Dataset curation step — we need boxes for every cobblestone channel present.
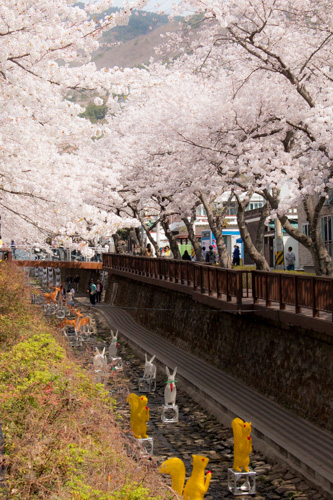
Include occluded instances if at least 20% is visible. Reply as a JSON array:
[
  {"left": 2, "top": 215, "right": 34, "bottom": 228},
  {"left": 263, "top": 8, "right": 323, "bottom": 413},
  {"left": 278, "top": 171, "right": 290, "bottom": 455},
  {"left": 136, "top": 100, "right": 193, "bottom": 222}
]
[{"left": 71, "top": 307, "right": 330, "bottom": 500}]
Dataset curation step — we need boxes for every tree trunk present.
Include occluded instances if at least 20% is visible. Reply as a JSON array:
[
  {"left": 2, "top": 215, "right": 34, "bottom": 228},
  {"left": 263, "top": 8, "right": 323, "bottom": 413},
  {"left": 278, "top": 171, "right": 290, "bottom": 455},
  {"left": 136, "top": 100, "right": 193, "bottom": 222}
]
[
  {"left": 182, "top": 214, "right": 203, "bottom": 261},
  {"left": 135, "top": 213, "right": 160, "bottom": 257},
  {"left": 200, "top": 194, "right": 232, "bottom": 268},
  {"left": 129, "top": 228, "right": 139, "bottom": 247},
  {"left": 161, "top": 216, "right": 181, "bottom": 259},
  {"left": 236, "top": 198, "right": 270, "bottom": 271},
  {"left": 142, "top": 222, "right": 160, "bottom": 257},
  {"left": 135, "top": 227, "right": 144, "bottom": 253},
  {"left": 112, "top": 233, "right": 125, "bottom": 254}
]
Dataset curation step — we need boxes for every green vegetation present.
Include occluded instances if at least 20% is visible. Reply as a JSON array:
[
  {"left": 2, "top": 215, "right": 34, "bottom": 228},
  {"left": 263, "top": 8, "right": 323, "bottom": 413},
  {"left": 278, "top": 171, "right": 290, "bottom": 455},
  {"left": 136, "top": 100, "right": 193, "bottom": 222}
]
[
  {"left": 0, "top": 264, "right": 167, "bottom": 499},
  {"left": 79, "top": 101, "right": 108, "bottom": 123}
]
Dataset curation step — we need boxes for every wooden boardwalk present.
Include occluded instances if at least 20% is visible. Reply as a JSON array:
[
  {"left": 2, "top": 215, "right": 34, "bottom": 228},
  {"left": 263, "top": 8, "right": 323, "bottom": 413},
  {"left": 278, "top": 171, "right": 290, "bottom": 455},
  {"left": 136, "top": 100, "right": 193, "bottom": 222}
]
[{"left": 97, "top": 302, "right": 333, "bottom": 494}]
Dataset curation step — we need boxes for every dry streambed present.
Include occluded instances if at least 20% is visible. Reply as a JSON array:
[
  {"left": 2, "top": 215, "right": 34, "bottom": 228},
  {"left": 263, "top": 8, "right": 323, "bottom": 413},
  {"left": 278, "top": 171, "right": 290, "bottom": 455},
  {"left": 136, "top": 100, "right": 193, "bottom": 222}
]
[{"left": 71, "top": 308, "right": 330, "bottom": 500}]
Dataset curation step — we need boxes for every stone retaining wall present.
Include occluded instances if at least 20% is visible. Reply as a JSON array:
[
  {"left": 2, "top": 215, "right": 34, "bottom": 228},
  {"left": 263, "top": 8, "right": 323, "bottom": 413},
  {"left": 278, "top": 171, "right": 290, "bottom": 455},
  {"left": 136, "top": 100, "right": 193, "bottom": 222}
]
[{"left": 106, "top": 275, "right": 333, "bottom": 433}]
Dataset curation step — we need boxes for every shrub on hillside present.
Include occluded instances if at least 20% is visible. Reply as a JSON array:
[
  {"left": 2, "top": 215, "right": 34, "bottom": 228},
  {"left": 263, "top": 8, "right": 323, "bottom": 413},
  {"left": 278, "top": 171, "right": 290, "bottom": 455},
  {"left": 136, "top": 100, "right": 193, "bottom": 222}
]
[{"left": 0, "top": 264, "right": 169, "bottom": 499}]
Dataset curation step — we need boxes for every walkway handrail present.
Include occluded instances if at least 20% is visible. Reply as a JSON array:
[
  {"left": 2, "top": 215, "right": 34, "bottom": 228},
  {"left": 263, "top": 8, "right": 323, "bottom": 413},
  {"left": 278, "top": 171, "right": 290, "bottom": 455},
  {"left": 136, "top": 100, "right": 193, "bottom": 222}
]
[{"left": 102, "top": 253, "right": 333, "bottom": 321}]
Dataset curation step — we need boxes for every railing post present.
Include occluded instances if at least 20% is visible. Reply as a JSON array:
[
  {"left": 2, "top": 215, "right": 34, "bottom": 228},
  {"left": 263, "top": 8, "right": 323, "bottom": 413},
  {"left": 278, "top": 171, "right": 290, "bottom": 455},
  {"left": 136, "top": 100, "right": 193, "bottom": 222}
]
[
  {"left": 200, "top": 266, "right": 205, "bottom": 294},
  {"left": 252, "top": 271, "right": 257, "bottom": 304},
  {"left": 279, "top": 274, "right": 285, "bottom": 310},
  {"left": 226, "top": 270, "right": 231, "bottom": 302},
  {"left": 331, "top": 279, "right": 333, "bottom": 322},
  {"left": 237, "top": 271, "right": 242, "bottom": 307},
  {"left": 295, "top": 275, "right": 301, "bottom": 314},
  {"left": 265, "top": 273, "right": 272, "bottom": 307},
  {"left": 312, "top": 277, "right": 319, "bottom": 317},
  {"left": 167, "top": 260, "right": 171, "bottom": 281},
  {"left": 193, "top": 265, "right": 198, "bottom": 291},
  {"left": 216, "top": 268, "right": 222, "bottom": 299},
  {"left": 208, "top": 268, "right": 213, "bottom": 296}
]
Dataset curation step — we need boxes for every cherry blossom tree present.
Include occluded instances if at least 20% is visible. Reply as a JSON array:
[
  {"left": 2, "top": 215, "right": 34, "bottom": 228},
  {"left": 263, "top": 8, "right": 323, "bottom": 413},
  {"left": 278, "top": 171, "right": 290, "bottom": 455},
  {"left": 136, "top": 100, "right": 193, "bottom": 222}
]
[
  {"left": 154, "top": 0, "right": 333, "bottom": 274},
  {"left": 0, "top": 0, "right": 149, "bottom": 248}
]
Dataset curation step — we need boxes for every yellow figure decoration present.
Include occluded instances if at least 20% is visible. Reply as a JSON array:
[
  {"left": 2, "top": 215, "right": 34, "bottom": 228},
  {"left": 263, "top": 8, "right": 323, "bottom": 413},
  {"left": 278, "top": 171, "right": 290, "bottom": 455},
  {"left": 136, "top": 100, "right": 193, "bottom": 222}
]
[
  {"left": 232, "top": 417, "right": 252, "bottom": 472},
  {"left": 159, "top": 454, "right": 211, "bottom": 500},
  {"left": 126, "top": 393, "right": 149, "bottom": 439}
]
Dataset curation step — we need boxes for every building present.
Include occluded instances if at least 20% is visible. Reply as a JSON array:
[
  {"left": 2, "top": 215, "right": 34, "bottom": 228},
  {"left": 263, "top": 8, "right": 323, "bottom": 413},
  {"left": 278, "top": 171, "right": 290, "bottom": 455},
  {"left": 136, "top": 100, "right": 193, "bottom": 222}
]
[{"left": 298, "top": 193, "right": 333, "bottom": 273}]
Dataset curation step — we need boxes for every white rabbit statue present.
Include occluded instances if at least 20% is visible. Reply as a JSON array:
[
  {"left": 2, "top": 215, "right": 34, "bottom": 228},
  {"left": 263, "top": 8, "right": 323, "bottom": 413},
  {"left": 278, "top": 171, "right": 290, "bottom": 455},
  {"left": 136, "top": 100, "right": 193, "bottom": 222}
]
[
  {"left": 109, "top": 330, "right": 119, "bottom": 359},
  {"left": 143, "top": 354, "right": 156, "bottom": 379},
  {"left": 164, "top": 366, "right": 177, "bottom": 407},
  {"left": 93, "top": 347, "right": 107, "bottom": 372}
]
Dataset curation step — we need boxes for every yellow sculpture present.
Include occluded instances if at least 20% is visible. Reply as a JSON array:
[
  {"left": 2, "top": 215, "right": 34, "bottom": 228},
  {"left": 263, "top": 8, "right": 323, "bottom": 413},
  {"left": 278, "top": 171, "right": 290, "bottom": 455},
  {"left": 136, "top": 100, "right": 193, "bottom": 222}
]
[
  {"left": 126, "top": 393, "right": 149, "bottom": 439},
  {"left": 159, "top": 455, "right": 211, "bottom": 500},
  {"left": 232, "top": 417, "right": 252, "bottom": 472}
]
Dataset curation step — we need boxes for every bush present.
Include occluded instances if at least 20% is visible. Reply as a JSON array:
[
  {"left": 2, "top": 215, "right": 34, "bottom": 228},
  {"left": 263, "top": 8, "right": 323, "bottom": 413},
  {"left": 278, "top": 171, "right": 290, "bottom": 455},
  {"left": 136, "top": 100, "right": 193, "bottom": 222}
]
[{"left": 0, "top": 264, "right": 168, "bottom": 499}]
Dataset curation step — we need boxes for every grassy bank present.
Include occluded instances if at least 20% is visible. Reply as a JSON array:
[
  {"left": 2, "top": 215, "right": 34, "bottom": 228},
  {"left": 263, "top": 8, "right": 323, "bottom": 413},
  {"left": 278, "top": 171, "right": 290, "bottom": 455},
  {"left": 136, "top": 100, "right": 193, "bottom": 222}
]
[{"left": 0, "top": 264, "right": 169, "bottom": 499}]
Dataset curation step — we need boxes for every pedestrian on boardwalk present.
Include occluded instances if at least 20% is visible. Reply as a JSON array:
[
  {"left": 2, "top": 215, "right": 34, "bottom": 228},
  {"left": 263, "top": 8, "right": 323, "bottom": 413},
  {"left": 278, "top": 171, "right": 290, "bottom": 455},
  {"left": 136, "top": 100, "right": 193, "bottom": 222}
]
[
  {"left": 74, "top": 274, "right": 80, "bottom": 292},
  {"left": 66, "top": 274, "right": 73, "bottom": 292},
  {"left": 201, "top": 246, "right": 207, "bottom": 261},
  {"left": 163, "top": 245, "right": 173, "bottom": 258},
  {"left": 11, "top": 240, "right": 16, "bottom": 259},
  {"left": 232, "top": 245, "right": 240, "bottom": 266},
  {"left": 285, "top": 247, "right": 296, "bottom": 271},
  {"left": 182, "top": 250, "right": 191, "bottom": 261},
  {"left": 88, "top": 279, "right": 96, "bottom": 305},
  {"left": 205, "top": 245, "right": 217, "bottom": 265},
  {"left": 144, "top": 243, "right": 154, "bottom": 257},
  {"left": 96, "top": 280, "right": 103, "bottom": 303}
]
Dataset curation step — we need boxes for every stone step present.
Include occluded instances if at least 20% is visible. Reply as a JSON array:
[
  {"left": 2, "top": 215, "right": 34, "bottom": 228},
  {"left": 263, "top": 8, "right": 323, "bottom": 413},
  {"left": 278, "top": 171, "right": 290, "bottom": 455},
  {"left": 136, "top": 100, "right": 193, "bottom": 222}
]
[{"left": 98, "top": 304, "right": 333, "bottom": 495}]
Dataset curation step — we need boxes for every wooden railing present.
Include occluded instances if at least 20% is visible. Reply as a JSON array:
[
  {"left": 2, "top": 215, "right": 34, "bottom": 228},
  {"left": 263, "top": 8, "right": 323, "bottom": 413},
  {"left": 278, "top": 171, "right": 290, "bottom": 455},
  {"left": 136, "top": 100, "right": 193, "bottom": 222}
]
[
  {"left": 252, "top": 271, "right": 333, "bottom": 318},
  {"left": 103, "top": 254, "right": 333, "bottom": 321}
]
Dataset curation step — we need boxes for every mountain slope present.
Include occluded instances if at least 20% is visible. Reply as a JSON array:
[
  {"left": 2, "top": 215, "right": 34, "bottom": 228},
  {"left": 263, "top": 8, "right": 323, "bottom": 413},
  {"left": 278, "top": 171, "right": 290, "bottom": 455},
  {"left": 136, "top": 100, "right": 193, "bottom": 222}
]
[{"left": 94, "top": 20, "right": 182, "bottom": 68}]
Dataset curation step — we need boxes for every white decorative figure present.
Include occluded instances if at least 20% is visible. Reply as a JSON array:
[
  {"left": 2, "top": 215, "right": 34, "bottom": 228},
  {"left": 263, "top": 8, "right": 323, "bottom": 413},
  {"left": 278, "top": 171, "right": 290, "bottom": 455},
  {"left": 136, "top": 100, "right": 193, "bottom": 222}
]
[
  {"left": 93, "top": 347, "right": 108, "bottom": 373},
  {"left": 162, "top": 366, "right": 179, "bottom": 423},
  {"left": 164, "top": 366, "right": 177, "bottom": 407},
  {"left": 108, "top": 330, "right": 119, "bottom": 358},
  {"left": 143, "top": 354, "right": 156, "bottom": 379},
  {"left": 139, "top": 354, "right": 157, "bottom": 392},
  {"left": 109, "top": 330, "right": 122, "bottom": 370}
]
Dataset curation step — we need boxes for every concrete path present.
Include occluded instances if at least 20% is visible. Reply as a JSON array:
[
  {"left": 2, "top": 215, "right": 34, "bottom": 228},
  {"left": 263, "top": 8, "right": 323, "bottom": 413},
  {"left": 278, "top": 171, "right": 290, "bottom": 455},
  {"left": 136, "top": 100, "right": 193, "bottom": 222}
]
[{"left": 93, "top": 302, "right": 333, "bottom": 494}]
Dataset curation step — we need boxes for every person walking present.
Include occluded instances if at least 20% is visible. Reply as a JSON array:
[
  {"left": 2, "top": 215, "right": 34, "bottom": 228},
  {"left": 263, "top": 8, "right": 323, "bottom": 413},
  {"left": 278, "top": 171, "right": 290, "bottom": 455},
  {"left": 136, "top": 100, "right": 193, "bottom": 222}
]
[
  {"left": 144, "top": 243, "right": 153, "bottom": 257},
  {"left": 163, "top": 245, "right": 173, "bottom": 258},
  {"left": 74, "top": 274, "right": 80, "bottom": 292},
  {"left": 205, "top": 245, "right": 217, "bottom": 265},
  {"left": 285, "top": 246, "right": 296, "bottom": 271},
  {"left": 88, "top": 279, "right": 97, "bottom": 305},
  {"left": 95, "top": 280, "right": 103, "bottom": 303},
  {"left": 201, "top": 246, "right": 207, "bottom": 261},
  {"left": 66, "top": 274, "right": 73, "bottom": 292},
  {"left": 10, "top": 240, "right": 16, "bottom": 259},
  {"left": 182, "top": 250, "right": 191, "bottom": 261},
  {"left": 232, "top": 245, "right": 240, "bottom": 266}
]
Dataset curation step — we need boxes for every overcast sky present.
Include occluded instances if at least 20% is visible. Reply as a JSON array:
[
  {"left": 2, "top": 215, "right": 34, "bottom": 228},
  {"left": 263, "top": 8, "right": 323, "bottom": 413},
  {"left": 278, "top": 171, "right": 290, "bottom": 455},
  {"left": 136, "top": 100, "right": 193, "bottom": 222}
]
[{"left": 118, "top": 0, "right": 181, "bottom": 12}]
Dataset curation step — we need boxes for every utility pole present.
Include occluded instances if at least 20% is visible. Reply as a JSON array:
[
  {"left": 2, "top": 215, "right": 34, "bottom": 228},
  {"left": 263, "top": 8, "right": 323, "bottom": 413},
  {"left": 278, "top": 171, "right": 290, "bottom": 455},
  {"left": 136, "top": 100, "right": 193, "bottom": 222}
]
[{"left": 275, "top": 219, "right": 284, "bottom": 269}]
